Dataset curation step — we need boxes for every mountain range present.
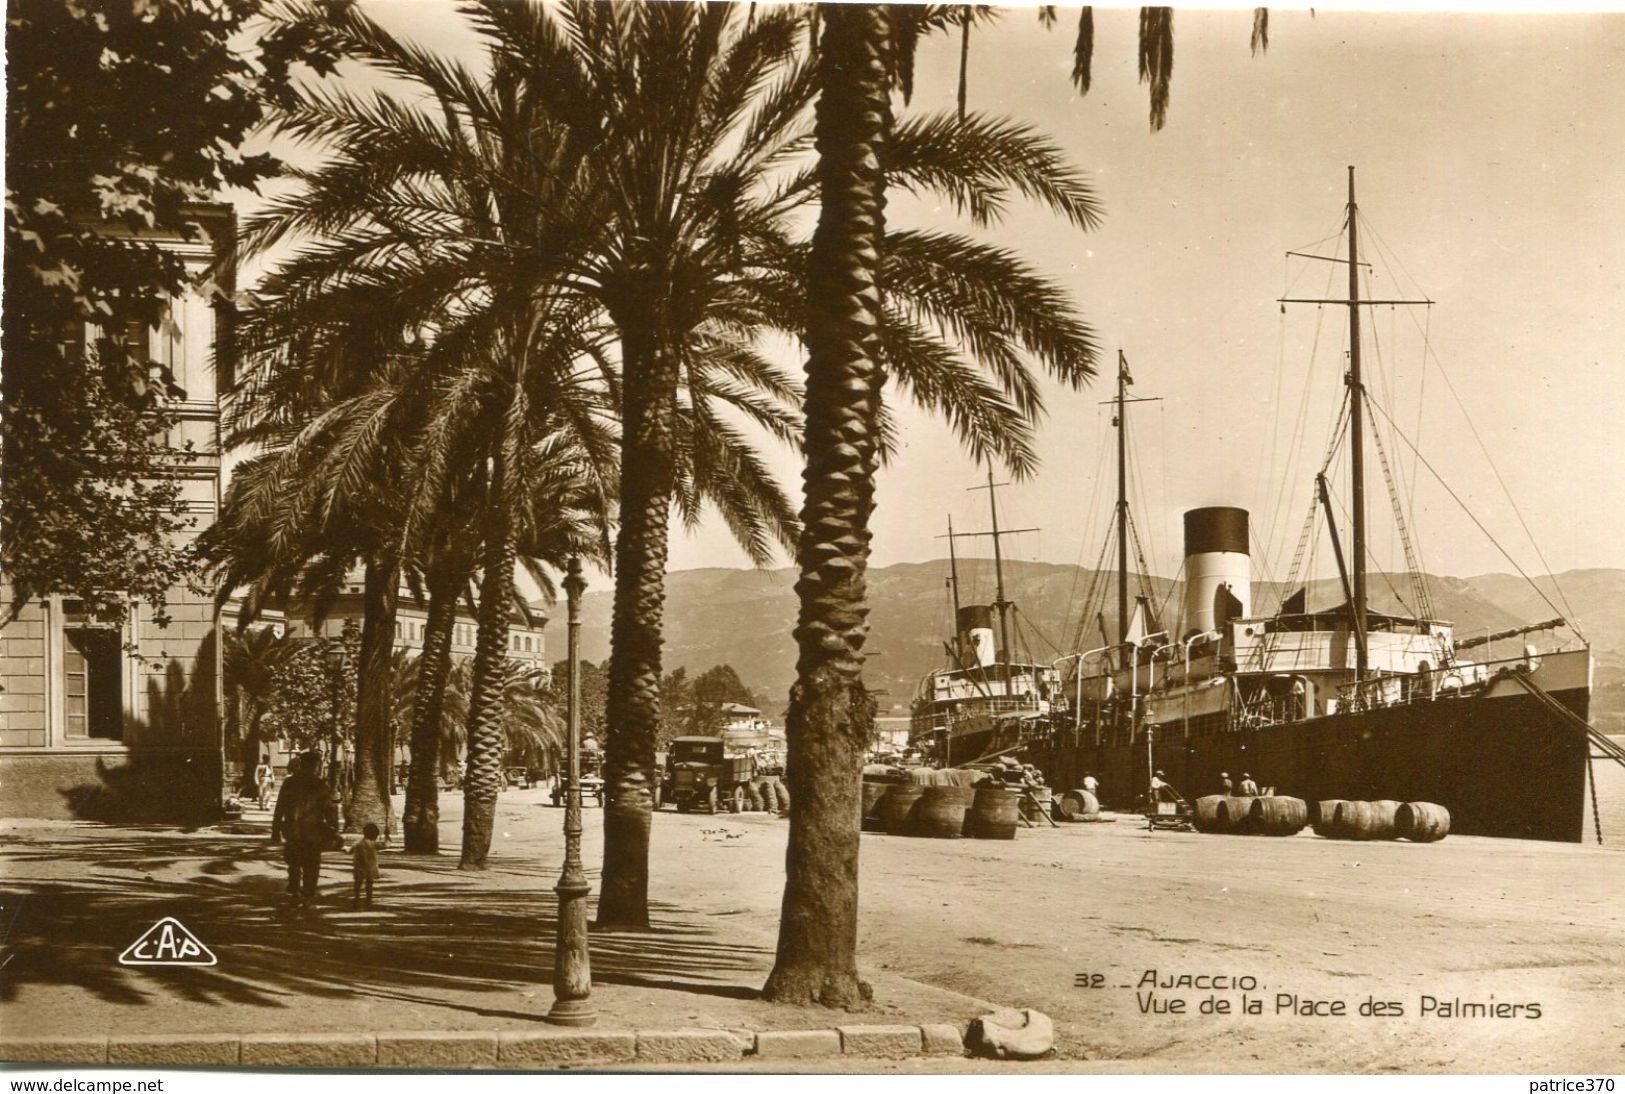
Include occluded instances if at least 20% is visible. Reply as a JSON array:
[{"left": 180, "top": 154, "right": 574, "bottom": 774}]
[{"left": 575, "top": 562, "right": 1625, "bottom": 733}]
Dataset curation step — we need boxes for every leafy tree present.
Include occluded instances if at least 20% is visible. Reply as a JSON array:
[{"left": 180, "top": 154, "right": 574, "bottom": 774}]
[
  {"left": 258, "top": 628, "right": 359, "bottom": 762},
  {"left": 686, "top": 664, "right": 763, "bottom": 736},
  {"left": 656, "top": 668, "right": 692, "bottom": 747},
  {"left": 555, "top": 658, "right": 609, "bottom": 747},
  {"left": 1, "top": 0, "right": 332, "bottom": 623}
]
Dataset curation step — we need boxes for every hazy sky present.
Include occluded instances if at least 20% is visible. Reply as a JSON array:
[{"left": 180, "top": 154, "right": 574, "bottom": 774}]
[
  {"left": 237, "top": 5, "right": 1625, "bottom": 587},
  {"left": 668, "top": 6, "right": 1625, "bottom": 584}
]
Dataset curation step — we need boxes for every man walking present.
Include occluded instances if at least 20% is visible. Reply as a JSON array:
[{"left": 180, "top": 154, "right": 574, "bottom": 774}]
[{"left": 271, "top": 752, "right": 335, "bottom": 907}]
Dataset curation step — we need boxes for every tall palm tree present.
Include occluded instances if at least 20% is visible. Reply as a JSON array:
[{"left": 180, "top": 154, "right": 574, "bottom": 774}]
[
  {"left": 762, "top": 3, "right": 893, "bottom": 1008},
  {"left": 765, "top": 6, "right": 1133, "bottom": 1004}
]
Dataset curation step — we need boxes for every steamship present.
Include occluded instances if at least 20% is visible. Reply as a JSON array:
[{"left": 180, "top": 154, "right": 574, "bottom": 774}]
[{"left": 910, "top": 170, "right": 1599, "bottom": 842}]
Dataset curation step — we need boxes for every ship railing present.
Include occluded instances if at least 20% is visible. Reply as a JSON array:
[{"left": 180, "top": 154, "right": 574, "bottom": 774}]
[
  {"left": 910, "top": 696, "right": 1041, "bottom": 735},
  {"left": 1329, "top": 651, "right": 1562, "bottom": 714},
  {"left": 1234, "top": 695, "right": 1305, "bottom": 730}
]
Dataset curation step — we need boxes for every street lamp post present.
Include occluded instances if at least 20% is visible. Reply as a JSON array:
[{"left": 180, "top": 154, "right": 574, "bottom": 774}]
[
  {"left": 548, "top": 556, "right": 595, "bottom": 1026},
  {"left": 322, "top": 639, "right": 351, "bottom": 832}
]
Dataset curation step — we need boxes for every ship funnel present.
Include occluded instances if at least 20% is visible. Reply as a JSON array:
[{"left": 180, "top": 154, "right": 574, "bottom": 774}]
[
  {"left": 1183, "top": 507, "right": 1251, "bottom": 638},
  {"left": 956, "top": 605, "right": 997, "bottom": 667}
]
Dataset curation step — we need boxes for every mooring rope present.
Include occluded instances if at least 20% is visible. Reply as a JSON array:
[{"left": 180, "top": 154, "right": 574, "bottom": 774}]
[{"left": 1588, "top": 755, "right": 1603, "bottom": 846}]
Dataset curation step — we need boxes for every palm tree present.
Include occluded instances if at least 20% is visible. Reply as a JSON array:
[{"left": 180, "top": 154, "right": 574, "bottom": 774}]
[
  {"left": 437, "top": 656, "right": 565, "bottom": 776},
  {"left": 236, "top": 2, "right": 627, "bottom": 867},
  {"left": 765, "top": 6, "right": 1145, "bottom": 1004},
  {"left": 206, "top": 375, "right": 418, "bottom": 839},
  {"left": 477, "top": 1, "right": 1103, "bottom": 929},
  {"left": 222, "top": 626, "right": 291, "bottom": 793},
  {"left": 762, "top": 3, "right": 893, "bottom": 1008}
]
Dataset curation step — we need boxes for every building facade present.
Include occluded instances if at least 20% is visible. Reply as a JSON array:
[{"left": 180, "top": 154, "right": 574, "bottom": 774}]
[
  {"left": 0, "top": 208, "right": 233, "bottom": 823},
  {"left": 268, "top": 586, "right": 549, "bottom": 676}
]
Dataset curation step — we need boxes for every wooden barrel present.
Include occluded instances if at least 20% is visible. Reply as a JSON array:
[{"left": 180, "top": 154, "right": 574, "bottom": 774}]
[
  {"left": 966, "top": 785, "right": 1021, "bottom": 839},
  {"left": 1396, "top": 801, "right": 1450, "bottom": 843},
  {"left": 1192, "top": 794, "right": 1227, "bottom": 833},
  {"left": 1310, "top": 799, "right": 1346, "bottom": 838},
  {"left": 1369, "top": 799, "right": 1402, "bottom": 840},
  {"left": 917, "top": 785, "right": 974, "bottom": 838},
  {"left": 1249, "top": 795, "right": 1309, "bottom": 836},
  {"left": 1058, "top": 789, "right": 1101, "bottom": 819},
  {"left": 1218, "top": 795, "right": 1258, "bottom": 834},
  {"left": 1335, "top": 800, "right": 1397, "bottom": 841},
  {"left": 878, "top": 785, "right": 925, "bottom": 836},
  {"left": 1020, "top": 785, "right": 1054, "bottom": 821},
  {"left": 860, "top": 779, "right": 892, "bottom": 820}
]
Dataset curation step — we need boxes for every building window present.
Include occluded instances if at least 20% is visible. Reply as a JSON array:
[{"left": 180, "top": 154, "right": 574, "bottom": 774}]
[
  {"left": 63, "top": 619, "right": 123, "bottom": 741},
  {"left": 522, "top": 636, "right": 531, "bottom": 653}
]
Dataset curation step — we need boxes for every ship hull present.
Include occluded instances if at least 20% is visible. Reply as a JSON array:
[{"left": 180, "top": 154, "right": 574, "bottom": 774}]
[{"left": 948, "top": 681, "right": 1592, "bottom": 843}]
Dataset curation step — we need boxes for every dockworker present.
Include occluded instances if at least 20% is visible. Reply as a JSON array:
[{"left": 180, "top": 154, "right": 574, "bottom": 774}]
[
  {"left": 1238, "top": 772, "right": 1259, "bottom": 796},
  {"left": 1220, "top": 771, "right": 1234, "bottom": 795},
  {"left": 1150, "top": 769, "right": 1176, "bottom": 803},
  {"left": 1082, "top": 772, "right": 1099, "bottom": 797},
  {"left": 271, "top": 752, "right": 335, "bottom": 908}
]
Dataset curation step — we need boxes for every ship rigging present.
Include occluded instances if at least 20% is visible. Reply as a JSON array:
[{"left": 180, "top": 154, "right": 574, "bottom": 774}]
[{"left": 911, "top": 169, "right": 1601, "bottom": 842}]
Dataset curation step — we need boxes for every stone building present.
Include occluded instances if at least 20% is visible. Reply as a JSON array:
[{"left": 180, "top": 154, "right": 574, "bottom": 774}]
[{"left": 0, "top": 208, "right": 234, "bottom": 823}]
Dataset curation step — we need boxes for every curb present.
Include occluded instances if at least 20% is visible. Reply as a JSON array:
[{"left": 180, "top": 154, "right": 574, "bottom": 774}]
[{"left": 2, "top": 1023, "right": 967, "bottom": 1068}]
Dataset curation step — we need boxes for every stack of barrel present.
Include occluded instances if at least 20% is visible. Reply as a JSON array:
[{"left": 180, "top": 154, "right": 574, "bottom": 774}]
[
  {"left": 864, "top": 768, "right": 1024, "bottom": 840},
  {"left": 1310, "top": 799, "right": 1450, "bottom": 842},
  {"left": 1192, "top": 794, "right": 1309, "bottom": 836}
]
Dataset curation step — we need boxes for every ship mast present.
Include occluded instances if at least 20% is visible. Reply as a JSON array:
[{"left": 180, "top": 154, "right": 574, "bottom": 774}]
[
  {"left": 1345, "top": 167, "right": 1369, "bottom": 681},
  {"left": 946, "top": 514, "right": 962, "bottom": 656},
  {"left": 984, "top": 469, "right": 1012, "bottom": 662},
  {"left": 1278, "top": 167, "right": 1431, "bottom": 687},
  {"left": 1116, "top": 351, "right": 1130, "bottom": 645},
  {"left": 954, "top": 474, "right": 1037, "bottom": 665},
  {"left": 1106, "top": 352, "right": 1159, "bottom": 651}
]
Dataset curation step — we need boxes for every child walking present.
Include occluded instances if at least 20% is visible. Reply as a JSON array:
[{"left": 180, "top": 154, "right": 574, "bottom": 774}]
[{"left": 352, "top": 822, "right": 381, "bottom": 906}]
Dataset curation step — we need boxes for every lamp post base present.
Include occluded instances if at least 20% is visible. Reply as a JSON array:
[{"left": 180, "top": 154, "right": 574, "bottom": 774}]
[{"left": 544, "top": 997, "right": 599, "bottom": 1027}]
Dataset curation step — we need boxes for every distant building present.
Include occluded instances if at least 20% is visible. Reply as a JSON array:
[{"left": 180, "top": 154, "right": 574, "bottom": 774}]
[
  {"left": 719, "top": 702, "right": 765, "bottom": 733},
  {"left": 230, "top": 581, "right": 549, "bottom": 678},
  {"left": 0, "top": 208, "right": 234, "bottom": 823}
]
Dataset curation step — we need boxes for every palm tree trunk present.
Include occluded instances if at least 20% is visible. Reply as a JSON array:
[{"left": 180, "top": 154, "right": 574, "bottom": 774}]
[
  {"left": 598, "top": 304, "right": 679, "bottom": 930},
  {"left": 352, "top": 555, "right": 400, "bottom": 837},
  {"left": 762, "top": 3, "right": 889, "bottom": 1008},
  {"left": 402, "top": 563, "right": 459, "bottom": 853},
  {"left": 460, "top": 491, "right": 515, "bottom": 870}
]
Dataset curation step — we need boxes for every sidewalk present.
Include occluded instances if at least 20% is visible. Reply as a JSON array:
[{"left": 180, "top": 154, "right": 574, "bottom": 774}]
[{"left": 0, "top": 794, "right": 992, "bottom": 1056}]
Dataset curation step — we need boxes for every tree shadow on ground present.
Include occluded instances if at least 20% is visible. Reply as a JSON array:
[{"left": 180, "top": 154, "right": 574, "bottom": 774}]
[{"left": 0, "top": 829, "right": 770, "bottom": 1022}]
